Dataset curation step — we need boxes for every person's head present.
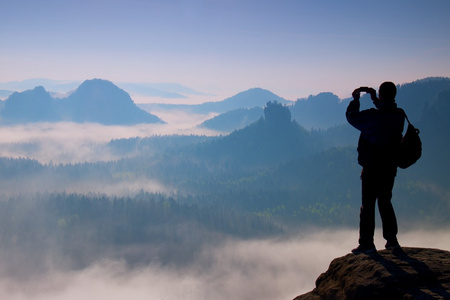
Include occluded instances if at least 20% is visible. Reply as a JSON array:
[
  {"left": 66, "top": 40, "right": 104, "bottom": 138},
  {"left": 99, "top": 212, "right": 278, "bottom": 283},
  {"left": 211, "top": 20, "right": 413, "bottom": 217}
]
[{"left": 378, "top": 81, "right": 396, "bottom": 102}]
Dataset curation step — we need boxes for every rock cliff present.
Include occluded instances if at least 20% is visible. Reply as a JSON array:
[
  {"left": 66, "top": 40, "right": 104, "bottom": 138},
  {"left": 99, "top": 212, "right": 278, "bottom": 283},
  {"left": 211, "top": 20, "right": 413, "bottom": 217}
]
[{"left": 295, "top": 247, "right": 450, "bottom": 300}]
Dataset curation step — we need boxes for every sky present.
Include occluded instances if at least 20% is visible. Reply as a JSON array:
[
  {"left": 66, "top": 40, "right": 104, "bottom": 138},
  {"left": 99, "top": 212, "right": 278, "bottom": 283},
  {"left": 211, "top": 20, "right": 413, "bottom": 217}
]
[{"left": 1, "top": 0, "right": 450, "bottom": 103}]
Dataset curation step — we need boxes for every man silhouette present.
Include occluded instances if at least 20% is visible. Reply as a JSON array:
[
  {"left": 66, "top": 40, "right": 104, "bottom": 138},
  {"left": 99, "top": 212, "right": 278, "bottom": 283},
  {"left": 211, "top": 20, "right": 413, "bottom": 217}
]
[{"left": 346, "top": 82, "right": 405, "bottom": 254}]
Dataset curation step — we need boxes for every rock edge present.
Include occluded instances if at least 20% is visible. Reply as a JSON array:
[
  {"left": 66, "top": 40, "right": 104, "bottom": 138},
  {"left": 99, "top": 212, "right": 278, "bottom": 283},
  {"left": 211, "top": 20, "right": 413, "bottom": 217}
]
[{"left": 294, "top": 247, "right": 450, "bottom": 300}]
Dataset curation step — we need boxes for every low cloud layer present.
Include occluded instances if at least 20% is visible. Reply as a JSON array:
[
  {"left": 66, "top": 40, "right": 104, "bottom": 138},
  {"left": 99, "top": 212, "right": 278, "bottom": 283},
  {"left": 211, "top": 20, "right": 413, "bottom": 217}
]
[
  {"left": 0, "top": 176, "right": 174, "bottom": 197},
  {"left": 0, "top": 118, "right": 219, "bottom": 164},
  {"left": 0, "top": 229, "right": 448, "bottom": 300}
]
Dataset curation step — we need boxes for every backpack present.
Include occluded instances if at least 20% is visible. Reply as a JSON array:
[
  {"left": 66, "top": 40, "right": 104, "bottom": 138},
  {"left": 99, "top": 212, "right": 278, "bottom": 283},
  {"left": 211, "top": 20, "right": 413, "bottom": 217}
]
[{"left": 397, "top": 111, "right": 422, "bottom": 169}]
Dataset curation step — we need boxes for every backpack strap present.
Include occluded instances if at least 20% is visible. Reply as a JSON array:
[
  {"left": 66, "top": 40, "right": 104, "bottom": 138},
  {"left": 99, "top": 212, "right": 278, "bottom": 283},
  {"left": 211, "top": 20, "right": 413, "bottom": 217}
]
[
  {"left": 400, "top": 108, "right": 419, "bottom": 134},
  {"left": 399, "top": 108, "right": 412, "bottom": 126}
]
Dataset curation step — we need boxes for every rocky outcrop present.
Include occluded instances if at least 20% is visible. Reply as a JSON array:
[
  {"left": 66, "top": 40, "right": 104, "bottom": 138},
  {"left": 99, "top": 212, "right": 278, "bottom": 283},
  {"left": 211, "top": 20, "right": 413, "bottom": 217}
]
[{"left": 295, "top": 247, "right": 450, "bottom": 300}]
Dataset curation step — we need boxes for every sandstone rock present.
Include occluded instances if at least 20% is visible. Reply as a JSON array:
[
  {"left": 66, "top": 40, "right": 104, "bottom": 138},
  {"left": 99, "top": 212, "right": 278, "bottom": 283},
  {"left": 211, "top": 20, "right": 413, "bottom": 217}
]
[{"left": 295, "top": 247, "right": 450, "bottom": 300}]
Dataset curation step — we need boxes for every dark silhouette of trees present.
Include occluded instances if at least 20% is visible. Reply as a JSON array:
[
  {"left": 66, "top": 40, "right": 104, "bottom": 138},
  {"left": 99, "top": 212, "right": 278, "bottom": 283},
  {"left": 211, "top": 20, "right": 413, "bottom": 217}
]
[{"left": 264, "top": 101, "right": 292, "bottom": 127}]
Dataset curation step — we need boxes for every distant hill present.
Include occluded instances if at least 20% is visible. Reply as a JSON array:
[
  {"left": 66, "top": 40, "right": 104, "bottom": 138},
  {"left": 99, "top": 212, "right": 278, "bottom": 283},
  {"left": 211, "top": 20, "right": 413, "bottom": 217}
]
[
  {"left": 0, "top": 79, "right": 163, "bottom": 125},
  {"left": 3, "top": 77, "right": 449, "bottom": 129},
  {"left": 412, "top": 88, "right": 450, "bottom": 186},
  {"left": 290, "top": 92, "right": 346, "bottom": 130},
  {"left": 197, "top": 91, "right": 347, "bottom": 133},
  {"left": 0, "top": 89, "right": 13, "bottom": 100},
  {"left": 396, "top": 77, "right": 450, "bottom": 123},
  {"left": 0, "top": 79, "right": 208, "bottom": 100},
  {"left": 199, "top": 107, "right": 263, "bottom": 132},
  {"left": 2, "top": 86, "right": 60, "bottom": 123},
  {"left": 197, "top": 77, "right": 450, "bottom": 133},
  {"left": 138, "top": 87, "right": 291, "bottom": 115},
  {"left": 352, "top": 77, "right": 450, "bottom": 123},
  {"left": 197, "top": 101, "right": 316, "bottom": 167},
  {"left": 59, "top": 79, "right": 163, "bottom": 124},
  {"left": 290, "top": 77, "right": 450, "bottom": 130},
  {"left": 194, "top": 88, "right": 291, "bottom": 114}
]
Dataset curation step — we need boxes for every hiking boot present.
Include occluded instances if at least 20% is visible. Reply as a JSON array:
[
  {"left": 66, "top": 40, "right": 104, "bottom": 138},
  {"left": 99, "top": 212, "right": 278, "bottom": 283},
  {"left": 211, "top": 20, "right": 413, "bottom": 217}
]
[
  {"left": 385, "top": 240, "right": 401, "bottom": 250},
  {"left": 352, "top": 244, "right": 377, "bottom": 254}
]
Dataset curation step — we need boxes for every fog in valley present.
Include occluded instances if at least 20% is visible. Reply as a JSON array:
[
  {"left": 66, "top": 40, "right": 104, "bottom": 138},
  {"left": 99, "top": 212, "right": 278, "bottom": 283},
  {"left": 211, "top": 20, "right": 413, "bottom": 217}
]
[
  {"left": 1, "top": 80, "right": 450, "bottom": 300},
  {"left": 0, "top": 112, "right": 219, "bottom": 164},
  {"left": 0, "top": 229, "right": 449, "bottom": 300}
]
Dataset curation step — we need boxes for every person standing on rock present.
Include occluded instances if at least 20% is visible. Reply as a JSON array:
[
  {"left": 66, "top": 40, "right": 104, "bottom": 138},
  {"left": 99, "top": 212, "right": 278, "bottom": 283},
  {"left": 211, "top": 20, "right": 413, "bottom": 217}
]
[{"left": 346, "top": 82, "right": 405, "bottom": 254}]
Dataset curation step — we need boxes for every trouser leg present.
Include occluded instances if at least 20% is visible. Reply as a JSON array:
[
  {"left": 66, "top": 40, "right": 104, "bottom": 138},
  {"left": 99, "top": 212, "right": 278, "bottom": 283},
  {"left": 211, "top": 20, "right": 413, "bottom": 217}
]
[
  {"left": 378, "top": 173, "right": 398, "bottom": 242},
  {"left": 359, "top": 169, "right": 376, "bottom": 247}
]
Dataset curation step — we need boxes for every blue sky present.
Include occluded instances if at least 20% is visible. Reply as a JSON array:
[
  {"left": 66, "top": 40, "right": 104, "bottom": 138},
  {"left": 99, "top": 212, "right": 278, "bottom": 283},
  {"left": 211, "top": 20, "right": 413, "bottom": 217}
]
[{"left": 1, "top": 0, "right": 450, "bottom": 103}]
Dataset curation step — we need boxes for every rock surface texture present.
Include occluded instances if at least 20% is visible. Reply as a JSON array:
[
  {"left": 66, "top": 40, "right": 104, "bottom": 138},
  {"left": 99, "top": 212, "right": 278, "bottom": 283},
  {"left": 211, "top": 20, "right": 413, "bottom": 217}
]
[{"left": 295, "top": 247, "right": 450, "bottom": 300}]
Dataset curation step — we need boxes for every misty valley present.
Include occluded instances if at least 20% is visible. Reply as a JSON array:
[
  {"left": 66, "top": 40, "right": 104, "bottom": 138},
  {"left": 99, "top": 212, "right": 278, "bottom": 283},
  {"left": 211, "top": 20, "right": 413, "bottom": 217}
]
[{"left": 0, "top": 77, "right": 450, "bottom": 299}]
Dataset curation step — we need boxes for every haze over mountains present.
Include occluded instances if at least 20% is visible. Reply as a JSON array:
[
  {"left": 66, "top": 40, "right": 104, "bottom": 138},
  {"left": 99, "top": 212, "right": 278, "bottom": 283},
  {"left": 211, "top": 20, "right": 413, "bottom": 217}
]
[
  {"left": 2, "top": 77, "right": 450, "bottom": 132},
  {"left": 0, "top": 76, "right": 450, "bottom": 299},
  {"left": 138, "top": 87, "right": 290, "bottom": 114},
  {"left": 0, "top": 79, "right": 162, "bottom": 125},
  {"left": 0, "top": 79, "right": 206, "bottom": 100},
  {"left": 199, "top": 77, "right": 450, "bottom": 132}
]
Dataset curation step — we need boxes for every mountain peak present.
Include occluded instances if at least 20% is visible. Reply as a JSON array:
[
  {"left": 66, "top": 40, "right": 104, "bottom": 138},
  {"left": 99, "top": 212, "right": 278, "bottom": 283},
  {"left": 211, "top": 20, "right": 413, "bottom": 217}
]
[
  {"left": 1, "top": 79, "right": 163, "bottom": 125},
  {"left": 295, "top": 247, "right": 450, "bottom": 299},
  {"left": 65, "top": 79, "right": 163, "bottom": 124},
  {"left": 2, "top": 85, "right": 57, "bottom": 122},
  {"left": 71, "top": 79, "right": 131, "bottom": 102},
  {"left": 224, "top": 87, "right": 289, "bottom": 107},
  {"left": 77, "top": 78, "right": 119, "bottom": 90},
  {"left": 10, "top": 85, "right": 50, "bottom": 98},
  {"left": 190, "top": 87, "right": 290, "bottom": 115}
]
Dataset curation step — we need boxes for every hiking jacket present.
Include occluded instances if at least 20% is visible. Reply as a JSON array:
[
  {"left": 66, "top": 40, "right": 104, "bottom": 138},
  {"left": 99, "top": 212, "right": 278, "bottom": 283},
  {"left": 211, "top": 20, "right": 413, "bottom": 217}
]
[{"left": 346, "top": 99, "right": 405, "bottom": 168}]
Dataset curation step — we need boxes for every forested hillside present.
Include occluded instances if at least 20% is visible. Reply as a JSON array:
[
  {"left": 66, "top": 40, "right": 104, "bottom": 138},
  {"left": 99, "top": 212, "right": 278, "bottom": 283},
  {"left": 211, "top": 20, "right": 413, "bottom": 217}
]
[
  {"left": 0, "top": 192, "right": 281, "bottom": 276},
  {"left": 0, "top": 78, "right": 449, "bottom": 273}
]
